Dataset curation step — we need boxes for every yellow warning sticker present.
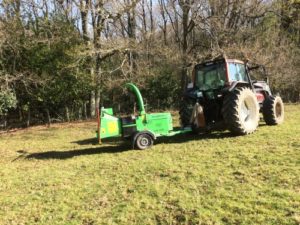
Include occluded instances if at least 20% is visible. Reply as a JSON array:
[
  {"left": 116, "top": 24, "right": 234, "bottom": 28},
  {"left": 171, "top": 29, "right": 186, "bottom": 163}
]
[{"left": 108, "top": 121, "right": 117, "bottom": 133}]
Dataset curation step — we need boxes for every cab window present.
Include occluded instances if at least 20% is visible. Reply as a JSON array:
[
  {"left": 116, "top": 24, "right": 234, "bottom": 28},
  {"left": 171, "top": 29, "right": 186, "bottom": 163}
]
[
  {"left": 195, "top": 63, "right": 226, "bottom": 90},
  {"left": 228, "top": 63, "right": 248, "bottom": 82}
]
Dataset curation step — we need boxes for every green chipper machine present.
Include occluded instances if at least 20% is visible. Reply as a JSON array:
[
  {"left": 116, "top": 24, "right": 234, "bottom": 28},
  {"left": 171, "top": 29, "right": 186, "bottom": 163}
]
[{"left": 96, "top": 83, "right": 191, "bottom": 149}]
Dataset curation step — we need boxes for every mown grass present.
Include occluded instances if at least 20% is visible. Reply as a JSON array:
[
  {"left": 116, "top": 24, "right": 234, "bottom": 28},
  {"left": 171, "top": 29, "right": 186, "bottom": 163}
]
[{"left": 0, "top": 105, "right": 299, "bottom": 225}]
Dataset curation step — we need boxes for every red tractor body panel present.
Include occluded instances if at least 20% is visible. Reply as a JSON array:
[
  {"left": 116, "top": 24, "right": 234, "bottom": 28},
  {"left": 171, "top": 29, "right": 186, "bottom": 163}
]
[{"left": 256, "top": 92, "right": 265, "bottom": 103}]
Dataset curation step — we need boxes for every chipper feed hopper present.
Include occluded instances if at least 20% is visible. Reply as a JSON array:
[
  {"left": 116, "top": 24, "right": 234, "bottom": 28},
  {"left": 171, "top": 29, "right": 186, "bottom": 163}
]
[{"left": 96, "top": 83, "right": 191, "bottom": 149}]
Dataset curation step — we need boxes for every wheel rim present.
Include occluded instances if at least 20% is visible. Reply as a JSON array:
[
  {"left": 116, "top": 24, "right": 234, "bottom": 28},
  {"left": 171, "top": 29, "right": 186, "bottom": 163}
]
[
  {"left": 241, "top": 101, "right": 250, "bottom": 122},
  {"left": 275, "top": 102, "right": 282, "bottom": 118},
  {"left": 240, "top": 95, "right": 258, "bottom": 129},
  {"left": 140, "top": 136, "right": 149, "bottom": 146}
]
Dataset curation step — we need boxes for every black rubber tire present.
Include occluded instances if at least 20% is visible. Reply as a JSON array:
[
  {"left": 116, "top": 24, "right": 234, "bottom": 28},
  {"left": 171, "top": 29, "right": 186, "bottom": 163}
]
[
  {"left": 262, "top": 96, "right": 284, "bottom": 125},
  {"left": 222, "top": 87, "right": 259, "bottom": 135},
  {"left": 135, "top": 133, "right": 153, "bottom": 150},
  {"left": 179, "top": 97, "right": 196, "bottom": 127}
]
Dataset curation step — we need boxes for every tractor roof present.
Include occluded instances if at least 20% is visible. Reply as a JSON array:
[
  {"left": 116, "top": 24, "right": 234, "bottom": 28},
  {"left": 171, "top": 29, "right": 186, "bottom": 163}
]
[
  {"left": 226, "top": 59, "right": 245, "bottom": 64},
  {"left": 195, "top": 58, "right": 245, "bottom": 68}
]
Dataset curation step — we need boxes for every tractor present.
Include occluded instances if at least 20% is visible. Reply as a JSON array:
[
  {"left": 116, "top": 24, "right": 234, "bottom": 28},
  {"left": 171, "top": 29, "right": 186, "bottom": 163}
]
[{"left": 179, "top": 57, "right": 284, "bottom": 134}]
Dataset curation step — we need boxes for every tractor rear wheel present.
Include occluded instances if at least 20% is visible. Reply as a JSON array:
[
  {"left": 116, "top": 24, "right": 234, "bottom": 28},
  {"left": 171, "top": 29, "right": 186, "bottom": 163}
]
[
  {"left": 263, "top": 96, "right": 284, "bottom": 125},
  {"left": 222, "top": 87, "right": 259, "bottom": 135},
  {"left": 179, "top": 97, "right": 196, "bottom": 127}
]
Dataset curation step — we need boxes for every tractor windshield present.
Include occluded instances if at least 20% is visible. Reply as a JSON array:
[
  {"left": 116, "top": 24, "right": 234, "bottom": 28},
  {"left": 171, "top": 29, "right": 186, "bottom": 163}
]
[{"left": 195, "top": 63, "right": 226, "bottom": 91}]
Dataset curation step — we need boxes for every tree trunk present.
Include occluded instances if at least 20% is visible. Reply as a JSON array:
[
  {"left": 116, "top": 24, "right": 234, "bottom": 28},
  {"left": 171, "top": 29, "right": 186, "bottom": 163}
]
[
  {"left": 78, "top": 107, "right": 82, "bottom": 120},
  {"left": 158, "top": 0, "right": 167, "bottom": 45},
  {"left": 141, "top": 0, "right": 147, "bottom": 34},
  {"left": 4, "top": 116, "right": 7, "bottom": 130},
  {"left": 65, "top": 106, "right": 70, "bottom": 122},
  {"left": 127, "top": 3, "right": 137, "bottom": 76},
  {"left": 45, "top": 108, "right": 51, "bottom": 127},
  {"left": 95, "top": 51, "right": 102, "bottom": 114},
  {"left": 80, "top": 0, "right": 89, "bottom": 41},
  {"left": 83, "top": 102, "right": 88, "bottom": 120},
  {"left": 149, "top": 0, "right": 154, "bottom": 32},
  {"left": 180, "top": 0, "right": 191, "bottom": 91},
  {"left": 18, "top": 107, "right": 23, "bottom": 122},
  {"left": 95, "top": 88, "right": 100, "bottom": 114},
  {"left": 181, "top": 67, "right": 188, "bottom": 91},
  {"left": 26, "top": 107, "right": 31, "bottom": 127},
  {"left": 90, "top": 90, "right": 96, "bottom": 118}
]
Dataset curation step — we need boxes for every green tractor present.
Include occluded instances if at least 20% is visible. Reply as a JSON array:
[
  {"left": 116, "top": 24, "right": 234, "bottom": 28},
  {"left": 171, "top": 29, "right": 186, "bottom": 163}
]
[{"left": 180, "top": 57, "right": 284, "bottom": 134}]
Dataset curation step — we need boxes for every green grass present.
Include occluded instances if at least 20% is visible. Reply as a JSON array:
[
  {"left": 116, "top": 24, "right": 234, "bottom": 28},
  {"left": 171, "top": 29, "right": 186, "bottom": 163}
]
[{"left": 0, "top": 105, "right": 299, "bottom": 225}]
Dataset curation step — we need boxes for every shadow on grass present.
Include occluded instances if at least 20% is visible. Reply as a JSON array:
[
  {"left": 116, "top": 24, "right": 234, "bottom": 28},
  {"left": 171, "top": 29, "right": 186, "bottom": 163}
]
[
  {"left": 156, "top": 131, "right": 235, "bottom": 145},
  {"left": 25, "top": 143, "right": 132, "bottom": 160},
  {"left": 23, "top": 131, "right": 235, "bottom": 160},
  {"left": 71, "top": 138, "right": 98, "bottom": 145},
  {"left": 71, "top": 137, "right": 121, "bottom": 145},
  {"left": 73, "top": 131, "right": 235, "bottom": 147}
]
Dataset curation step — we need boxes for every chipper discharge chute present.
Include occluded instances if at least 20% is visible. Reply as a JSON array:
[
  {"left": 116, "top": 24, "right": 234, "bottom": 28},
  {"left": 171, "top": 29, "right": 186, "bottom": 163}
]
[{"left": 96, "top": 83, "right": 191, "bottom": 150}]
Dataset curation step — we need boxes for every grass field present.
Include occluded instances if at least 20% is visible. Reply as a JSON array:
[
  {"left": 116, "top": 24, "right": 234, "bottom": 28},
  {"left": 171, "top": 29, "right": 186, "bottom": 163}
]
[{"left": 0, "top": 105, "right": 299, "bottom": 225}]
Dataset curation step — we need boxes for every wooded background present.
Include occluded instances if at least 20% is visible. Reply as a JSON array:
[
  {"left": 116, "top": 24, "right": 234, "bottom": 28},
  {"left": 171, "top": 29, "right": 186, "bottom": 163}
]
[{"left": 0, "top": 0, "right": 299, "bottom": 128}]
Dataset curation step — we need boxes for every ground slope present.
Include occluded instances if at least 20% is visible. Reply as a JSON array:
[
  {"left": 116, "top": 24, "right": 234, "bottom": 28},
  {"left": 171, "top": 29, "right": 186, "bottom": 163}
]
[{"left": 0, "top": 105, "right": 299, "bottom": 225}]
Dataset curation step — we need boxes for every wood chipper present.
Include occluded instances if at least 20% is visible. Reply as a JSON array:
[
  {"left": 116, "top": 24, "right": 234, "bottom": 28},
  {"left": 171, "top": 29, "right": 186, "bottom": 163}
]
[{"left": 96, "top": 83, "right": 191, "bottom": 149}]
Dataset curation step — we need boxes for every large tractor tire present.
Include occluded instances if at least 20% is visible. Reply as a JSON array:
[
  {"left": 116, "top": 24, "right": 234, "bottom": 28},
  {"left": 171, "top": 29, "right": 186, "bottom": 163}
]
[
  {"left": 262, "top": 96, "right": 284, "bottom": 125},
  {"left": 179, "top": 97, "right": 196, "bottom": 127},
  {"left": 222, "top": 87, "right": 259, "bottom": 135}
]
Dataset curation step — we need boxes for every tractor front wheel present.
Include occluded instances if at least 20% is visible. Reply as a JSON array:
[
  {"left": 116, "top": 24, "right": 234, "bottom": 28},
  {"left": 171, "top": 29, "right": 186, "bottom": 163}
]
[
  {"left": 134, "top": 133, "right": 153, "bottom": 150},
  {"left": 263, "top": 96, "right": 284, "bottom": 125},
  {"left": 222, "top": 87, "right": 259, "bottom": 135}
]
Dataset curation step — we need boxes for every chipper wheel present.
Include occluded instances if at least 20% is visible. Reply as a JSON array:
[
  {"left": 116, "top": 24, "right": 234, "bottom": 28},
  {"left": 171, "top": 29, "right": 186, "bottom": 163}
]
[
  {"left": 134, "top": 133, "right": 153, "bottom": 150},
  {"left": 179, "top": 97, "right": 196, "bottom": 127},
  {"left": 262, "top": 95, "right": 284, "bottom": 125},
  {"left": 222, "top": 87, "right": 259, "bottom": 135}
]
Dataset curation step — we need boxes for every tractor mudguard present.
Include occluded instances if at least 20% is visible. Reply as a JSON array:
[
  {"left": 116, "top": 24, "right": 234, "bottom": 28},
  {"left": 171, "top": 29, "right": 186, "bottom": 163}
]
[{"left": 222, "top": 81, "right": 250, "bottom": 93}]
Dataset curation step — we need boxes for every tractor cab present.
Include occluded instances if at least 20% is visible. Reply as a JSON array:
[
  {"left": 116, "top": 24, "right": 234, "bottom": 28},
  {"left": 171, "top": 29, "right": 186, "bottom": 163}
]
[
  {"left": 192, "top": 58, "right": 250, "bottom": 92},
  {"left": 191, "top": 58, "right": 272, "bottom": 104}
]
